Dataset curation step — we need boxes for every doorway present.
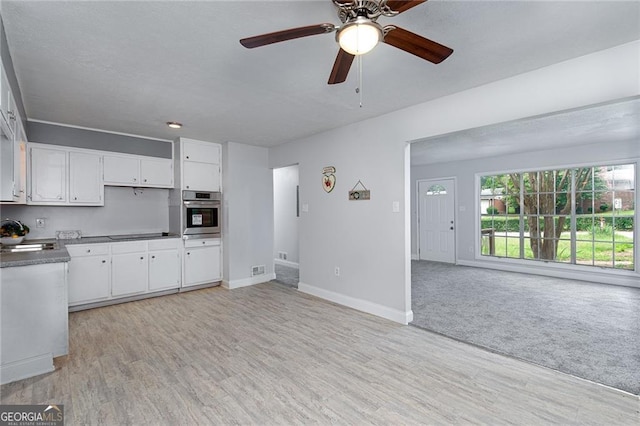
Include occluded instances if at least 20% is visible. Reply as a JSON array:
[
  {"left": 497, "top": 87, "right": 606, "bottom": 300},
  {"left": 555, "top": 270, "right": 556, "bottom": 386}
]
[
  {"left": 417, "top": 178, "right": 456, "bottom": 263},
  {"left": 273, "top": 165, "right": 300, "bottom": 288}
]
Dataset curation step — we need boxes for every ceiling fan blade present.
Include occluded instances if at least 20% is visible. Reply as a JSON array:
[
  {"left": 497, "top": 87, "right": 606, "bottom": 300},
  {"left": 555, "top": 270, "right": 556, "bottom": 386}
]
[
  {"left": 383, "top": 26, "right": 453, "bottom": 64},
  {"left": 328, "top": 49, "right": 355, "bottom": 85},
  {"left": 240, "top": 23, "right": 335, "bottom": 48},
  {"left": 385, "top": 0, "right": 427, "bottom": 14}
]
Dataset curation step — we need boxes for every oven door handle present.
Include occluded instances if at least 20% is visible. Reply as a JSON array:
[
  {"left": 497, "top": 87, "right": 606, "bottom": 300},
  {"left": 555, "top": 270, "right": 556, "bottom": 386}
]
[{"left": 183, "top": 201, "right": 219, "bottom": 207}]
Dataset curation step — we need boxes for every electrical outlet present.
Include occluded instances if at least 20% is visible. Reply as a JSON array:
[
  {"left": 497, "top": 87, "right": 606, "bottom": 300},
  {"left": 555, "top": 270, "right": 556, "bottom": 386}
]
[
  {"left": 36, "top": 218, "right": 46, "bottom": 228},
  {"left": 334, "top": 266, "right": 340, "bottom": 276}
]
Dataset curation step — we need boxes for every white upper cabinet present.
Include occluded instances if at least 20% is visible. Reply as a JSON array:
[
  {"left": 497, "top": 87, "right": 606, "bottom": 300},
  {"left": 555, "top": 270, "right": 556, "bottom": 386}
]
[
  {"left": 140, "top": 157, "right": 173, "bottom": 187},
  {"left": 29, "top": 146, "right": 67, "bottom": 203},
  {"left": 103, "top": 154, "right": 139, "bottom": 185},
  {"left": 182, "top": 140, "right": 220, "bottom": 164},
  {"left": 69, "top": 151, "right": 103, "bottom": 204},
  {"left": 0, "top": 67, "right": 16, "bottom": 136},
  {"left": 103, "top": 153, "right": 173, "bottom": 188},
  {"left": 178, "top": 138, "right": 221, "bottom": 192},
  {"left": 183, "top": 161, "right": 220, "bottom": 192},
  {"left": 27, "top": 143, "right": 104, "bottom": 206}
]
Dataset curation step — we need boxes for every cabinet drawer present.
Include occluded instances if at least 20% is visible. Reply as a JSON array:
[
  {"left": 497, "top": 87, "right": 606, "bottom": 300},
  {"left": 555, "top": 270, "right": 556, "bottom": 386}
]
[
  {"left": 67, "top": 244, "right": 109, "bottom": 257},
  {"left": 184, "top": 238, "right": 220, "bottom": 248},
  {"left": 111, "top": 241, "right": 147, "bottom": 254},
  {"left": 148, "top": 238, "right": 181, "bottom": 251}
]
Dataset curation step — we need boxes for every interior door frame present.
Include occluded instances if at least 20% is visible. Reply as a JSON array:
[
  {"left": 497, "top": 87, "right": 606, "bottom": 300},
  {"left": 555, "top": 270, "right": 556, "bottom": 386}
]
[{"left": 416, "top": 177, "right": 458, "bottom": 263}]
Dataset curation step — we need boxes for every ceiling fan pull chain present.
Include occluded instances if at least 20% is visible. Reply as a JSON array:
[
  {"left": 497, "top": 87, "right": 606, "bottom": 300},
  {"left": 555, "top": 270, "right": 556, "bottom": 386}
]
[{"left": 357, "top": 54, "right": 363, "bottom": 108}]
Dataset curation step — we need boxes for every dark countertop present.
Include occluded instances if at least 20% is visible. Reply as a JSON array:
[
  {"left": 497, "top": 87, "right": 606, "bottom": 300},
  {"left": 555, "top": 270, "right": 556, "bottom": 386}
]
[{"left": 1, "top": 233, "right": 182, "bottom": 268}]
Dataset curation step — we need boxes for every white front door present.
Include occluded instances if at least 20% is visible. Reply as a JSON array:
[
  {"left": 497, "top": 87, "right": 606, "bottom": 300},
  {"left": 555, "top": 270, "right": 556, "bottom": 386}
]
[{"left": 418, "top": 179, "right": 455, "bottom": 263}]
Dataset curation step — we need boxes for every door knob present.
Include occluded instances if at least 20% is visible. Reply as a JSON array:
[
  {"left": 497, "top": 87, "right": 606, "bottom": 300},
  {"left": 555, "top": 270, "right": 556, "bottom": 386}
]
[{"left": 450, "top": 226, "right": 454, "bottom": 230}]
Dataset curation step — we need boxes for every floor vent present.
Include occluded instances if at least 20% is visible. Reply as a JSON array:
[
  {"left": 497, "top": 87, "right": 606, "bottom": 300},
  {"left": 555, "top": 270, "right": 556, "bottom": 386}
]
[{"left": 251, "top": 265, "right": 266, "bottom": 276}]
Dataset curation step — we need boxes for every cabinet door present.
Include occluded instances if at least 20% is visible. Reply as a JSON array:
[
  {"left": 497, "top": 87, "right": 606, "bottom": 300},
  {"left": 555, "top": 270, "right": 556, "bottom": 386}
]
[
  {"left": 12, "top": 129, "right": 26, "bottom": 204},
  {"left": 103, "top": 154, "right": 140, "bottom": 186},
  {"left": 149, "top": 250, "right": 181, "bottom": 291},
  {"left": 182, "top": 141, "right": 220, "bottom": 164},
  {"left": 68, "top": 255, "right": 110, "bottom": 305},
  {"left": 183, "top": 245, "right": 221, "bottom": 287},
  {"left": 0, "top": 118, "right": 14, "bottom": 201},
  {"left": 69, "top": 151, "right": 103, "bottom": 205},
  {"left": 140, "top": 158, "right": 173, "bottom": 188},
  {"left": 29, "top": 147, "right": 67, "bottom": 203},
  {"left": 183, "top": 161, "right": 220, "bottom": 192},
  {"left": 111, "top": 252, "right": 148, "bottom": 296}
]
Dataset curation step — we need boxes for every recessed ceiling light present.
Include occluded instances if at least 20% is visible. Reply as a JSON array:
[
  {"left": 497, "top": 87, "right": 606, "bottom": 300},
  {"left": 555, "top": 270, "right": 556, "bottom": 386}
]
[{"left": 167, "top": 121, "right": 182, "bottom": 129}]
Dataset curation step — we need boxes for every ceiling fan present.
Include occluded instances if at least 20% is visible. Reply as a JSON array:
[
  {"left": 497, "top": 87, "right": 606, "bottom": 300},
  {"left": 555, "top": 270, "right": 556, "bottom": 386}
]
[{"left": 239, "top": 0, "right": 453, "bottom": 85}]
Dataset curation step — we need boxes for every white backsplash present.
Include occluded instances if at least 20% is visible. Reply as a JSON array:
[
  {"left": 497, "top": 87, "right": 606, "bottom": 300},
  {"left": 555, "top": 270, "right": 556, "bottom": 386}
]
[{"left": 1, "top": 187, "right": 170, "bottom": 240}]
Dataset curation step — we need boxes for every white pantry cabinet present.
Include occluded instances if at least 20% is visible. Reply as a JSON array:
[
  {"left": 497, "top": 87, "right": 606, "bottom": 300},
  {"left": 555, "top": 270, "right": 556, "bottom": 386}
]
[
  {"left": 27, "top": 144, "right": 104, "bottom": 206},
  {"left": 183, "top": 238, "right": 222, "bottom": 288},
  {"left": 67, "top": 244, "right": 110, "bottom": 305},
  {"left": 103, "top": 153, "right": 173, "bottom": 188}
]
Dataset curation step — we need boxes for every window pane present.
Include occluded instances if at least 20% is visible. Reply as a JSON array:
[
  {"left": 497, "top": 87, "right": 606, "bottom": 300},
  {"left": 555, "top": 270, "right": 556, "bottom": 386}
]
[{"left": 478, "top": 164, "right": 634, "bottom": 272}]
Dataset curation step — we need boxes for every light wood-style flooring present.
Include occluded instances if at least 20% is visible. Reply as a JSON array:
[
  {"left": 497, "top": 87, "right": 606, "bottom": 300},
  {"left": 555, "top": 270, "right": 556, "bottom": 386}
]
[{"left": 2, "top": 282, "right": 638, "bottom": 425}]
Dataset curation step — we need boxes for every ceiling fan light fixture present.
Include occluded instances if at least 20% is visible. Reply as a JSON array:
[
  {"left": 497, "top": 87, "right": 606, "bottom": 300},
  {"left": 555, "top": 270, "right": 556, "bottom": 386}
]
[
  {"left": 337, "top": 17, "right": 382, "bottom": 56},
  {"left": 166, "top": 121, "right": 182, "bottom": 129}
]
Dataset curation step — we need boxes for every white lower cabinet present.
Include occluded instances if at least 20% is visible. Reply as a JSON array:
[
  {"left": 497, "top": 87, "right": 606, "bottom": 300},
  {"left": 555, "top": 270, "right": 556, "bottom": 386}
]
[
  {"left": 111, "top": 242, "right": 148, "bottom": 297},
  {"left": 67, "top": 238, "right": 182, "bottom": 309},
  {"left": 148, "top": 239, "right": 181, "bottom": 291},
  {"left": 183, "top": 238, "right": 222, "bottom": 288},
  {"left": 67, "top": 244, "right": 110, "bottom": 305}
]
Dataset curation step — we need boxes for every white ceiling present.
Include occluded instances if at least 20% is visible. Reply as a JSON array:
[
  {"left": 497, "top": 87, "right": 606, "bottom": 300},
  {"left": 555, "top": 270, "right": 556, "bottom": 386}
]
[
  {"left": 411, "top": 97, "right": 640, "bottom": 166},
  {"left": 2, "top": 1, "right": 640, "bottom": 147}
]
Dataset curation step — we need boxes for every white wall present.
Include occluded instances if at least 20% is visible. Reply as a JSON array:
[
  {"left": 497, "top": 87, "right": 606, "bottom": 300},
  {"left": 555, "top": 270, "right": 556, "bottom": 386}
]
[
  {"left": 222, "top": 142, "right": 275, "bottom": 288},
  {"left": 0, "top": 186, "right": 169, "bottom": 239},
  {"left": 273, "top": 165, "right": 299, "bottom": 266},
  {"left": 270, "top": 122, "right": 412, "bottom": 324},
  {"left": 268, "top": 40, "right": 639, "bottom": 324}
]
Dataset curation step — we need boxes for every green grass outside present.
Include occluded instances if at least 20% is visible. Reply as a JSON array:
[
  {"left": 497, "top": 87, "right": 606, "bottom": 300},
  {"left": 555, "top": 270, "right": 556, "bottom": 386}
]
[
  {"left": 482, "top": 231, "right": 634, "bottom": 270},
  {"left": 481, "top": 209, "right": 635, "bottom": 220}
]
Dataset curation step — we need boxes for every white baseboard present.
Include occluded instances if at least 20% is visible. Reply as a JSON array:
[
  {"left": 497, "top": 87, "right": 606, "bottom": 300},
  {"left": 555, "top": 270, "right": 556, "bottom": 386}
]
[
  {"left": 0, "top": 353, "right": 54, "bottom": 385},
  {"left": 274, "top": 259, "right": 299, "bottom": 269},
  {"left": 457, "top": 259, "right": 640, "bottom": 288},
  {"left": 298, "top": 282, "right": 413, "bottom": 325},
  {"left": 223, "top": 273, "right": 277, "bottom": 290}
]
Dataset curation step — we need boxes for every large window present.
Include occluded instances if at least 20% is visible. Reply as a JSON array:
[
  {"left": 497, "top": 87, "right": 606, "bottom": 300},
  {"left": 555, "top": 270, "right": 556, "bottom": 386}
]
[{"left": 480, "top": 163, "right": 635, "bottom": 270}]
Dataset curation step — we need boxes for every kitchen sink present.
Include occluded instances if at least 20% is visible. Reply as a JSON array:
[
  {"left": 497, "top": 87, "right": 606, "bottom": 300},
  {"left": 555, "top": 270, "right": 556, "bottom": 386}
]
[{"left": 0, "top": 242, "right": 59, "bottom": 253}]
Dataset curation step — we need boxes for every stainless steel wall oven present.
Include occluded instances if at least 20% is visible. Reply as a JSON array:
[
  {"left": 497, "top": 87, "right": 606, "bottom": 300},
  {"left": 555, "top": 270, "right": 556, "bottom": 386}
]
[{"left": 182, "top": 190, "right": 221, "bottom": 238}]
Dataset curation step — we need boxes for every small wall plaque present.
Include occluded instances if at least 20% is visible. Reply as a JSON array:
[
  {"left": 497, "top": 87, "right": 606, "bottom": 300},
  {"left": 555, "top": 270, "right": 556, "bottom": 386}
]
[
  {"left": 349, "top": 180, "right": 370, "bottom": 201},
  {"left": 322, "top": 166, "right": 336, "bottom": 193}
]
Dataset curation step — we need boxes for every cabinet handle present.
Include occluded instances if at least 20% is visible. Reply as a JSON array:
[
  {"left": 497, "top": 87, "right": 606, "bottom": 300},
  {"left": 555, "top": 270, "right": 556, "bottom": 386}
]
[
  {"left": 151, "top": 255, "right": 155, "bottom": 259},
  {"left": 144, "top": 178, "right": 147, "bottom": 182},
  {"left": 101, "top": 260, "right": 106, "bottom": 263},
  {"left": 140, "top": 256, "right": 144, "bottom": 260},
  {"left": 133, "top": 178, "right": 137, "bottom": 182},
  {"left": 58, "top": 195, "right": 63, "bottom": 200},
  {"left": 87, "top": 249, "right": 91, "bottom": 253},
  {"left": 186, "top": 185, "right": 190, "bottom": 189},
  {"left": 186, "top": 156, "right": 190, "bottom": 159},
  {"left": 187, "top": 252, "right": 190, "bottom": 256},
  {"left": 74, "top": 196, "right": 78, "bottom": 200}
]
